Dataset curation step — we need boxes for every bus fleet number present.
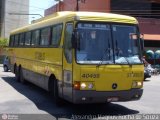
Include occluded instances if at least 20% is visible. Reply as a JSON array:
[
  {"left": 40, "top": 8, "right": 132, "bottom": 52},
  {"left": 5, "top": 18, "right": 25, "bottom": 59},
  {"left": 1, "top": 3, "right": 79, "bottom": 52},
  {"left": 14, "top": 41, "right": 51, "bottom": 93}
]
[{"left": 81, "top": 74, "right": 100, "bottom": 78}]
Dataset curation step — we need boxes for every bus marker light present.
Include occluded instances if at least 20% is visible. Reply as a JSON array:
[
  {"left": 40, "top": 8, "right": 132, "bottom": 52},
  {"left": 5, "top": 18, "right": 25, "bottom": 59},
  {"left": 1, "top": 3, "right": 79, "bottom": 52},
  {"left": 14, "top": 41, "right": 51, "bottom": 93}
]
[{"left": 74, "top": 16, "right": 80, "bottom": 21}]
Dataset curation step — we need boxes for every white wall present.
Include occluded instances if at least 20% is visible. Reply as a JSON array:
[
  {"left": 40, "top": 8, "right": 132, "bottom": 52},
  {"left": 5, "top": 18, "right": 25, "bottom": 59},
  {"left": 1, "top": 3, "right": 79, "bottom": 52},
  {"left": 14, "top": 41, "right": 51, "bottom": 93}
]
[{"left": 2, "top": 0, "right": 29, "bottom": 38}]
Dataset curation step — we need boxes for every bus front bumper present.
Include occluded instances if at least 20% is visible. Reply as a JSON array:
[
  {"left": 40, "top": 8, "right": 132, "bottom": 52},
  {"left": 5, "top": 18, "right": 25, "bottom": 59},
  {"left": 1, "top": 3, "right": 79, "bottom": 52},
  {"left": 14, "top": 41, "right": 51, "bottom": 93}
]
[{"left": 72, "top": 89, "right": 143, "bottom": 104}]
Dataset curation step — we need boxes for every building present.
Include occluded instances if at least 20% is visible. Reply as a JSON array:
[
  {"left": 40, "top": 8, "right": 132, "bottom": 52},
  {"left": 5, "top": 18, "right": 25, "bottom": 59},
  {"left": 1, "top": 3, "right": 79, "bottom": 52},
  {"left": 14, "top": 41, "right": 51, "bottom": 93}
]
[
  {"left": 45, "top": 0, "right": 160, "bottom": 65},
  {"left": 0, "top": 0, "right": 5, "bottom": 37},
  {"left": 45, "top": 0, "right": 160, "bottom": 49},
  {"left": 0, "top": 0, "right": 29, "bottom": 38}
]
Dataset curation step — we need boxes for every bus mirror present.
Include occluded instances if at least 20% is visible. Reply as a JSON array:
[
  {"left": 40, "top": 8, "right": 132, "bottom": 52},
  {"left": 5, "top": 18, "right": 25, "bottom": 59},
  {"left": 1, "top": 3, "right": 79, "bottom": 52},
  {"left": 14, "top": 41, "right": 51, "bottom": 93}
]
[
  {"left": 71, "top": 32, "right": 76, "bottom": 49},
  {"left": 140, "top": 34, "right": 144, "bottom": 51},
  {"left": 140, "top": 34, "right": 144, "bottom": 39},
  {"left": 72, "top": 30, "right": 80, "bottom": 50},
  {"left": 130, "top": 33, "right": 138, "bottom": 40}
]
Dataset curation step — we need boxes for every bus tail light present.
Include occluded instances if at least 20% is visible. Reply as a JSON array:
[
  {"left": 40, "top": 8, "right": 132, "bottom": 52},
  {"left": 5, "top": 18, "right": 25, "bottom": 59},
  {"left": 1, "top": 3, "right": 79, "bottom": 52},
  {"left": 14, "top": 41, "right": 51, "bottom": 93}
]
[{"left": 74, "top": 81, "right": 80, "bottom": 90}]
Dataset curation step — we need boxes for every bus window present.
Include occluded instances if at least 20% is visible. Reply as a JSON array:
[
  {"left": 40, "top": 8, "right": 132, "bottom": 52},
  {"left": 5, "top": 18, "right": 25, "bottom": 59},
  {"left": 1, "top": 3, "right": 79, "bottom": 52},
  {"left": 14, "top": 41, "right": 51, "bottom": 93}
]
[
  {"left": 64, "top": 23, "right": 73, "bottom": 63},
  {"left": 31, "top": 30, "right": 40, "bottom": 46},
  {"left": 25, "top": 32, "right": 31, "bottom": 46},
  {"left": 19, "top": 33, "right": 25, "bottom": 46},
  {"left": 14, "top": 34, "right": 19, "bottom": 46},
  {"left": 40, "top": 27, "right": 50, "bottom": 46},
  {"left": 9, "top": 35, "right": 14, "bottom": 47},
  {"left": 76, "top": 23, "right": 113, "bottom": 63},
  {"left": 51, "top": 24, "right": 62, "bottom": 46}
]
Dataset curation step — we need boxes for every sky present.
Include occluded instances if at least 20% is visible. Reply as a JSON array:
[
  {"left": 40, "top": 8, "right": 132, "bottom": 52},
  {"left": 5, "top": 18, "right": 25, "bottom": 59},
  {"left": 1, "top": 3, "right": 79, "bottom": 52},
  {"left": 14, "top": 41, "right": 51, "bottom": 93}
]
[{"left": 29, "top": 0, "right": 56, "bottom": 23}]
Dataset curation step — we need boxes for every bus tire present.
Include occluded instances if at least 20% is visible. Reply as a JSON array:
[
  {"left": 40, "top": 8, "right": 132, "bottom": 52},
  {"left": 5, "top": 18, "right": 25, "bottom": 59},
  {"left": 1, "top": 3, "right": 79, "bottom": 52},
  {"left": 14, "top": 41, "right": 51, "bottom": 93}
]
[
  {"left": 19, "top": 67, "right": 26, "bottom": 84},
  {"left": 15, "top": 66, "right": 20, "bottom": 82},
  {"left": 53, "top": 79, "right": 63, "bottom": 106}
]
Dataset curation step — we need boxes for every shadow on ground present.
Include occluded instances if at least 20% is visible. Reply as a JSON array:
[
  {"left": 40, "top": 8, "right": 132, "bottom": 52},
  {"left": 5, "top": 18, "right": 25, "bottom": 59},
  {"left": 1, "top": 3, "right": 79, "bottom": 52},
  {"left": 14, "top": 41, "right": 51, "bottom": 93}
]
[
  {"left": 144, "top": 79, "right": 151, "bottom": 82},
  {"left": 2, "top": 76, "right": 139, "bottom": 119}
]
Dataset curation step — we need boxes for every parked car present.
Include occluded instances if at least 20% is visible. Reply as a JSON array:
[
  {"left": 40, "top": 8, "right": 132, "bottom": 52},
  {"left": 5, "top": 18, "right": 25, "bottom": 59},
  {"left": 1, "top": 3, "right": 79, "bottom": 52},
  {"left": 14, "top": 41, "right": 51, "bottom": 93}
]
[
  {"left": 144, "top": 67, "right": 152, "bottom": 80},
  {"left": 3, "top": 56, "right": 10, "bottom": 72},
  {"left": 146, "top": 64, "right": 156, "bottom": 74},
  {"left": 142, "top": 58, "right": 152, "bottom": 80},
  {"left": 144, "top": 63, "right": 157, "bottom": 80}
]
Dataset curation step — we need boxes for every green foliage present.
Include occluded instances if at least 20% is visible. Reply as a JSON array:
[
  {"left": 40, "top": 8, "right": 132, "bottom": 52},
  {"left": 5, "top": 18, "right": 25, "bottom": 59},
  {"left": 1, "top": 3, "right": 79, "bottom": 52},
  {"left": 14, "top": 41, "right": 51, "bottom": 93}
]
[{"left": 0, "top": 38, "right": 8, "bottom": 48}]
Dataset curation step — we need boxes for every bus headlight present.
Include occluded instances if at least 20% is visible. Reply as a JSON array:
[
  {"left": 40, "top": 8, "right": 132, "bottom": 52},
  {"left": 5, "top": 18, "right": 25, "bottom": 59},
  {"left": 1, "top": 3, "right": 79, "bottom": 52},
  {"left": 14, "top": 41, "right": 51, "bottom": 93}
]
[
  {"left": 132, "top": 81, "right": 143, "bottom": 88},
  {"left": 81, "top": 82, "right": 94, "bottom": 90},
  {"left": 81, "top": 83, "right": 87, "bottom": 89},
  {"left": 74, "top": 82, "right": 95, "bottom": 90}
]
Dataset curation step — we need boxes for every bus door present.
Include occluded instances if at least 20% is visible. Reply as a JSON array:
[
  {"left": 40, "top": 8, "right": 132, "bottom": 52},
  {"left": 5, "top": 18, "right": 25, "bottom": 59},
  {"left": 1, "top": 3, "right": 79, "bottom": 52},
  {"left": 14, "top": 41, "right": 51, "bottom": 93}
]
[{"left": 62, "top": 22, "right": 74, "bottom": 102}]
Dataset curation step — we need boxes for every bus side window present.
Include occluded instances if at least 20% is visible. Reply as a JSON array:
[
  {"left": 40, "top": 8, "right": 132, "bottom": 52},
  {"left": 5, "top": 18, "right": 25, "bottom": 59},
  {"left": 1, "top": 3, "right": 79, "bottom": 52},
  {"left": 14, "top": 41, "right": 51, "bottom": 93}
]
[
  {"left": 31, "top": 30, "right": 40, "bottom": 46},
  {"left": 25, "top": 32, "right": 31, "bottom": 46},
  {"left": 9, "top": 35, "right": 15, "bottom": 47},
  {"left": 51, "top": 24, "right": 63, "bottom": 46},
  {"left": 40, "top": 27, "right": 50, "bottom": 46},
  {"left": 14, "top": 34, "right": 19, "bottom": 46},
  {"left": 64, "top": 23, "right": 73, "bottom": 63},
  {"left": 19, "top": 33, "right": 25, "bottom": 46}
]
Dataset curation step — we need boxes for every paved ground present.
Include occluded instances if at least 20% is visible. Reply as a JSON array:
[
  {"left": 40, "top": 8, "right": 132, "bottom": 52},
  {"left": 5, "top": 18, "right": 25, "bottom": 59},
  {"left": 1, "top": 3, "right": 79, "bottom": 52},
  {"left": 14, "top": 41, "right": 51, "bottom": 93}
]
[{"left": 0, "top": 65, "right": 160, "bottom": 120}]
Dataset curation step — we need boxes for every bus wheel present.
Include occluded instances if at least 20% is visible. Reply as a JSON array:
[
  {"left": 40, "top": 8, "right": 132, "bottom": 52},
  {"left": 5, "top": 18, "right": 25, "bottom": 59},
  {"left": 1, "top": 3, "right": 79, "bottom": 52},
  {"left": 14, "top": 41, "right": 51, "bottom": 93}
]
[
  {"left": 53, "top": 79, "right": 63, "bottom": 106},
  {"left": 19, "top": 68, "right": 26, "bottom": 84},
  {"left": 15, "top": 66, "right": 20, "bottom": 82}
]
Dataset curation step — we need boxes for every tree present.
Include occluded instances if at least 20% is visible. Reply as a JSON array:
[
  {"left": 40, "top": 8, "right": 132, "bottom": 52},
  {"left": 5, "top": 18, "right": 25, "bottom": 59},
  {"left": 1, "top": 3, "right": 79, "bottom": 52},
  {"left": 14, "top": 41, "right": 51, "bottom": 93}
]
[
  {"left": 0, "top": 38, "right": 8, "bottom": 56},
  {"left": 0, "top": 38, "right": 8, "bottom": 48}
]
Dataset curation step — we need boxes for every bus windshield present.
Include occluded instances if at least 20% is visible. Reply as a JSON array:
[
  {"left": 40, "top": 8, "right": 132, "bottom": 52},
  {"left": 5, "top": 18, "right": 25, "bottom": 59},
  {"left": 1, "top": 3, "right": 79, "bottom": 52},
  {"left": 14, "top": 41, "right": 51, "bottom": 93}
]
[{"left": 76, "top": 22, "right": 142, "bottom": 64}]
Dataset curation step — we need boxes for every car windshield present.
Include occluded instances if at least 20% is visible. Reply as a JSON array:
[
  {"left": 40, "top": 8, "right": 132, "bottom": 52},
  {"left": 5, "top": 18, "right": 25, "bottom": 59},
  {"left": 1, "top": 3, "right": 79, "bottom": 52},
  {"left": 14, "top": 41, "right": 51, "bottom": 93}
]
[{"left": 76, "top": 22, "right": 142, "bottom": 65}]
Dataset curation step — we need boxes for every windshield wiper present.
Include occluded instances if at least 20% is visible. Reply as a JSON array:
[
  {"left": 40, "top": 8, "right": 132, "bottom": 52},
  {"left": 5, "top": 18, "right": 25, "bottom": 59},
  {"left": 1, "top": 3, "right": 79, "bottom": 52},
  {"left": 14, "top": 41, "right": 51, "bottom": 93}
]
[
  {"left": 96, "top": 48, "right": 111, "bottom": 67},
  {"left": 96, "top": 40, "right": 112, "bottom": 67},
  {"left": 115, "top": 40, "right": 132, "bottom": 67},
  {"left": 116, "top": 50, "right": 132, "bottom": 67},
  {"left": 123, "top": 56, "right": 132, "bottom": 67}
]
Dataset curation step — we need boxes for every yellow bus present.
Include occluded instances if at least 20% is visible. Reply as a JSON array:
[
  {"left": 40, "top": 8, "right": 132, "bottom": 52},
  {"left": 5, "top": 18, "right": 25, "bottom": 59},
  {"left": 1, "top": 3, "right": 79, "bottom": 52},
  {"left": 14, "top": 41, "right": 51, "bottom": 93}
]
[{"left": 8, "top": 11, "right": 144, "bottom": 104}]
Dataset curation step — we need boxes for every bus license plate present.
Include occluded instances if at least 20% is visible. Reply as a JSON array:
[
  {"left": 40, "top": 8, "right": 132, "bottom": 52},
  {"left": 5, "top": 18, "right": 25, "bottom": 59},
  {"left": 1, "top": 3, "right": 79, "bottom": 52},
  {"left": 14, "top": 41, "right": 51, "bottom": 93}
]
[{"left": 107, "top": 97, "right": 119, "bottom": 102}]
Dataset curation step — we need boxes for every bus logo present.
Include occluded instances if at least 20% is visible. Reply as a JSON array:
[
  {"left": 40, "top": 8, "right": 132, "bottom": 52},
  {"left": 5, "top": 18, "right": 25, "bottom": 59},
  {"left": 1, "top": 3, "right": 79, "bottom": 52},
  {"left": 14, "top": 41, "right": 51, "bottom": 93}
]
[{"left": 112, "top": 83, "right": 118, "bottom": 89}]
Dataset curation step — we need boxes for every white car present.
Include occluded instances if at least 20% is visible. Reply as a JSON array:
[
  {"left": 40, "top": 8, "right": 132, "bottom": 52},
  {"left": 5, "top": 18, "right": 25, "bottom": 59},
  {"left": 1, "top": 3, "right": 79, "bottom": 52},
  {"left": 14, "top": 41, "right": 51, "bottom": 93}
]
[
  {"left": 3, "top": 56, "right": 10, "bottom": 72},
  {"left": 144, "top": 67, "right": 152, "bottom": 80}
]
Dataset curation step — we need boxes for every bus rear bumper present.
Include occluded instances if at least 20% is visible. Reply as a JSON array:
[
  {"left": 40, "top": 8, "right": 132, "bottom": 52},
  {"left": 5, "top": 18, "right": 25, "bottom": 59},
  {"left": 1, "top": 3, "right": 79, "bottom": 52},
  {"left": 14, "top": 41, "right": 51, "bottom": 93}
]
[{"left": 72, "top": 89, "right": 143, "bottom": 104}]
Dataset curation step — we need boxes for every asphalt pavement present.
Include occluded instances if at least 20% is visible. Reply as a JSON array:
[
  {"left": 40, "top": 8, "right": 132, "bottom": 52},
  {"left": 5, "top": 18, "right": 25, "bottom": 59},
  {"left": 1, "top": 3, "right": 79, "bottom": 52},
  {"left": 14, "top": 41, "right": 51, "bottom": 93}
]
[{"left": 0, "top": 65, "right": 160, "bottom": 120}]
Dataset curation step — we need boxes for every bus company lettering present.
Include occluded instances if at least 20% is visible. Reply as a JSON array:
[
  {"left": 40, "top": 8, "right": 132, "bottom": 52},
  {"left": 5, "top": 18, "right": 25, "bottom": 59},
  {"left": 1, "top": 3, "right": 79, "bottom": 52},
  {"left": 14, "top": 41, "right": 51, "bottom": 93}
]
[
  {"left": 35, "top": 52, "right": 45, "bottom": 60},
  {"left": 127, "top": 72, "right": 143, "bottom": 78}
]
